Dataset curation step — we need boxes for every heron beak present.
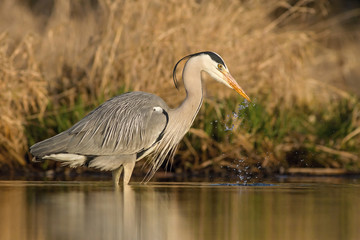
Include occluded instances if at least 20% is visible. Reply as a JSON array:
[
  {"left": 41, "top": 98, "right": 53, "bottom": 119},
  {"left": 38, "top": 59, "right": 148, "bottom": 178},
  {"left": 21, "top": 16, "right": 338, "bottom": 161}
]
[{"left": 223, "top": 71, "right": 251, "bottom": 102}]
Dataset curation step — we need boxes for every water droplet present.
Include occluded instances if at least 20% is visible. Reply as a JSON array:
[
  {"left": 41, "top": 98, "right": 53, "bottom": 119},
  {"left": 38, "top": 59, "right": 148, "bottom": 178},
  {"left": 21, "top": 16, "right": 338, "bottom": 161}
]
[{"left": 224, "top": 124, "right": 234, "bottom": 131}]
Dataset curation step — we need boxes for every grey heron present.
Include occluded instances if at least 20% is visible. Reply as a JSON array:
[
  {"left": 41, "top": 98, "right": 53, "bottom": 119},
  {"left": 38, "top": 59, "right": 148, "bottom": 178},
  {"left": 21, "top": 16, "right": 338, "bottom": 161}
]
[{"left": 30, "top": 51, "right": 250, "bottom": 185}]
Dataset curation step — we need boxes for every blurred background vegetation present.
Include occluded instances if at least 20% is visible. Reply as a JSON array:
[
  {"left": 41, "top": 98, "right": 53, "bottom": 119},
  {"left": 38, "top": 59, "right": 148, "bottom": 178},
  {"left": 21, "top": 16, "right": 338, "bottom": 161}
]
[{"left": 0, "top": 0, "right": 359, "bottom": 179}]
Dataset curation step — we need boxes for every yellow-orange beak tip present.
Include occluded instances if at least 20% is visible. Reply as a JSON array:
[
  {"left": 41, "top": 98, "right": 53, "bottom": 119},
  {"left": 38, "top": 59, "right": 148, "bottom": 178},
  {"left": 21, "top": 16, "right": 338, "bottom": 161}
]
[{"left": 224, "top": 72, "right": 251, "bottom": 102}]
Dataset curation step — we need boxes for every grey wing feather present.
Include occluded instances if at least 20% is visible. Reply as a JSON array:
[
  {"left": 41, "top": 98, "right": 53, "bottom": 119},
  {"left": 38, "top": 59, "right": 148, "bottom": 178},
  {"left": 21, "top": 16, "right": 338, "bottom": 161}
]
[
  {"left": 30, "top": 131, "right": 70, "bottom": 158},
  {"left": 30, "top": 92, "right": 169, "bottom": 157}
]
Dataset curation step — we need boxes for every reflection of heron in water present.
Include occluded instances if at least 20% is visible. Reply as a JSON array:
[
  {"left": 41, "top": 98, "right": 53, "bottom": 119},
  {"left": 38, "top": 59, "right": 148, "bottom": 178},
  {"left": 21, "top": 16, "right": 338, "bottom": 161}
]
[{"left": 30, "top": 51, "right": 250, "bottom": 185}]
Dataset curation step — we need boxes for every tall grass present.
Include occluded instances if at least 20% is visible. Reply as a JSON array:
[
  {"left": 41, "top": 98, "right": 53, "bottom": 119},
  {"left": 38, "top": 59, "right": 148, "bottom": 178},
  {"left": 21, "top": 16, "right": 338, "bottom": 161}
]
[
  {"left": 0, "top": 0, "right": 359, "bottom": 175},
  {"left": 0, "top": 32, "right": 48, "bottom": 166}
]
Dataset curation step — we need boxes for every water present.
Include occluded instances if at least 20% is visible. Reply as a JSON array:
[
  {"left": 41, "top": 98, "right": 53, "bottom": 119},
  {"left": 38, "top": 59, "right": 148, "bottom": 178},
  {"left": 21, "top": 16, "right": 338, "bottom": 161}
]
[
  {"left": 224, "top": 99, "right": 253, "bottom": 132},
  {"left": 0, "top": 179, "right": 359, "bottom": 240}
]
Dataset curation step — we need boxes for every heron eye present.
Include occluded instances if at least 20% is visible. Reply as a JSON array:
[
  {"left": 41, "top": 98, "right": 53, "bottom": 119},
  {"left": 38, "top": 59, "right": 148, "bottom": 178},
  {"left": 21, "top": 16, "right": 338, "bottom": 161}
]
[{"left": 217, "top": 64, "right": 224, "bottom": 70}]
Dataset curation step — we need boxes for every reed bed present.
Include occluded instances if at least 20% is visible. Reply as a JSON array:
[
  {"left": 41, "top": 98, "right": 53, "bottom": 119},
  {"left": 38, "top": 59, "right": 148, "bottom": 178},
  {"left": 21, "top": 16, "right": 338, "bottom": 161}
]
[{"left": 0, "top": 0, "right": 359, "bottom": 176}]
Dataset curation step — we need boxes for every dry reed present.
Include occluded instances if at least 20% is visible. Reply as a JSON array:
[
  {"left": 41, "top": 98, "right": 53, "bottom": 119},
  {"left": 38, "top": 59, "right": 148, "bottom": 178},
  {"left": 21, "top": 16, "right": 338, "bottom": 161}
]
[{"left": 0, "top": 32, "right": 47, "bottom": 166}]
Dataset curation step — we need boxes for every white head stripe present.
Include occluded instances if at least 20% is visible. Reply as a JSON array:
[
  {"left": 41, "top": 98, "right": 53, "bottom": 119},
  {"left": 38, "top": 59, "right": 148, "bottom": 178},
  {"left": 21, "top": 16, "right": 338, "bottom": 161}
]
[{"left": 153, "top": 107, "right": 163, "bottom": 112}]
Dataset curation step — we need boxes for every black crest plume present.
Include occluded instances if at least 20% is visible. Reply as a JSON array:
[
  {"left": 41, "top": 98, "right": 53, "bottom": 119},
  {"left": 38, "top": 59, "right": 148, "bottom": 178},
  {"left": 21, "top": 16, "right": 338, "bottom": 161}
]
[{"left": 172, "top": 51, "right": 225, "bottom": 90}]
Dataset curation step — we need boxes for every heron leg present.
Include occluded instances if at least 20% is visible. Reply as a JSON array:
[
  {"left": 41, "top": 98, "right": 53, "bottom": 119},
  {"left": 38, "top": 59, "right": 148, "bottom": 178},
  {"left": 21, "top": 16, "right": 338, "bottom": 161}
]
[
  {"left": 123, "top": 161, "right": 135, "bottom": 185},
  {"left": 112, "top": 165, "right": 123, "bottom": 186}
]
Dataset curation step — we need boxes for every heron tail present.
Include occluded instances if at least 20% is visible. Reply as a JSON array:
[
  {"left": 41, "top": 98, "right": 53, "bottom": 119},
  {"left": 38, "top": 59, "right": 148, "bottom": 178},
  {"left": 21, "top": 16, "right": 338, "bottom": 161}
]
[{"left": 30, "top": 132, "right": 70, "bottom": 160}]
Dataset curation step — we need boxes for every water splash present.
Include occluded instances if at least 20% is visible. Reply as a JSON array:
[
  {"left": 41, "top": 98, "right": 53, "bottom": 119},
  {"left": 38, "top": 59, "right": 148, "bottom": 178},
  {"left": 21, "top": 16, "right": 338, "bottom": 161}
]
[
  {"left": 238, "top": 99, "right": 250, "bottom": 111},
  {"left": 223, "top": 98, "right": 255, "bottom": 132},
  {"left": 224, "top": 123, "right": 234, "bottom": 131},
  {"left": 221, "top": 99, "right": 258, "bottom": 183},
  {"left": 210, "top": 120, "right": 218, "bottom": 126},
  {"left": 228, "top": 158, "right": 253, "bottom": 184},
  {"left": 211, "top": 183, "right": 276, "bottom": 186}
]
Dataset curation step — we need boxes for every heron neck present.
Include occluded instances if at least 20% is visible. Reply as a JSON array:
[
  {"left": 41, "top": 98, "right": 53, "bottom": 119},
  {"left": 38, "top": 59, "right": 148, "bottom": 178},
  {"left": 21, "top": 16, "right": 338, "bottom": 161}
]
[
  {"left": 172, "top": 58, "right": 204, "bottom": 130},
  {"left": 148, "top": 58, "right": 204, "bottom": 176}
]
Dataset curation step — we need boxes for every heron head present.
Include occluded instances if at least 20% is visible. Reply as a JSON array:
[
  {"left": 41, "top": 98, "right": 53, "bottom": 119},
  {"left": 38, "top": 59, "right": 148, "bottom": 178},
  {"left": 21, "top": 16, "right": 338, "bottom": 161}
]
[
  {"left": 200, "top": 51, "right": 251, "bottom": 102},
  {"left": 173, "top": 51, "right": 251, "bottom": 102}
]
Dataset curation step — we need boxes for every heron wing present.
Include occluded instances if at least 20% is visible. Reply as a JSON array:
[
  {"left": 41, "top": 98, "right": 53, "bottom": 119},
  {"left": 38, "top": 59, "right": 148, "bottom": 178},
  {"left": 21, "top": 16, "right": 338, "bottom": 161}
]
[{"left": 31, "top": 92, "right": 169, "bottom": 157}]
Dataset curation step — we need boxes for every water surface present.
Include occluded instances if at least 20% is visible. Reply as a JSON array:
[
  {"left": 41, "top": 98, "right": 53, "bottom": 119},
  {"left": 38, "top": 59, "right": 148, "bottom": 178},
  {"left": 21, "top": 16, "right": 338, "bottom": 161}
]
[{"left": 0, "top": 179, "right": 359, "bottom": 240}]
